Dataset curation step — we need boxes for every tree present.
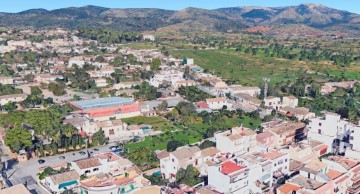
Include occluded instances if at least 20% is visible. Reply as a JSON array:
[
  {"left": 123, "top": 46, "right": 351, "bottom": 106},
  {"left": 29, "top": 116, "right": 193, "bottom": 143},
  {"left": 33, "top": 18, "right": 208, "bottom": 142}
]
[
  {"left": 5, "top": 125, "right": 32, "bottom": 153},
  {"left": 1, "top": 102, "right": 17, "bottom": 112},
  {"left": 95, "top": 56, "right": 105, "bottom": 62},
  {"left": 158, "top": 100, "right": 168, "bottom": 111},
  {"left": 176, "top": 165, "right": 202, "bottom": 186},
  {"left": 92, "top": 129, "right": 106, "bottom": 146},
  {"left": 167, "top": 140, "right": 184, "bottom": 152},
  {"left": 127, "top": 147, "right": 158, "bottom": 168},
  {"left": 150, "top": 58, "right": 161, "bottom": 71},
  {"left": 48, "top": 82, "right": 66, "bottom": 96},
  {"left": 184, "top": 66, "right": 190, "bottom": 79},
  {"left": 199, "top": 140, "right": 215, "bottom": 149}
]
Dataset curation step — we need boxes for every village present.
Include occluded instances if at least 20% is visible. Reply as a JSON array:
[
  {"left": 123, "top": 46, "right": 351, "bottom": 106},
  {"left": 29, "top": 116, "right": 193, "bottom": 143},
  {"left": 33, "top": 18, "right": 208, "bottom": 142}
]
[{"left": 0, "top": 28, "right": 359, "bottom": 194}]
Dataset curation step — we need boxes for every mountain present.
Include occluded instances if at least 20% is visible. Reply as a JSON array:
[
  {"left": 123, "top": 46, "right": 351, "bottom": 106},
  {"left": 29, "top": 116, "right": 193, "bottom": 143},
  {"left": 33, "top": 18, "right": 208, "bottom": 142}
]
[{"left": 0, "top": 4, "right": 359, "bottom": 36}]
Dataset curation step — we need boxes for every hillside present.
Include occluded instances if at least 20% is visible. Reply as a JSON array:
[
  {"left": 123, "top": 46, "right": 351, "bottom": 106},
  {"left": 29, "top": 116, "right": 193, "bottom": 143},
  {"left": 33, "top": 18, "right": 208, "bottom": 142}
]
[{"left": 0, "top": 4, "right": 359, "bottom": 36}]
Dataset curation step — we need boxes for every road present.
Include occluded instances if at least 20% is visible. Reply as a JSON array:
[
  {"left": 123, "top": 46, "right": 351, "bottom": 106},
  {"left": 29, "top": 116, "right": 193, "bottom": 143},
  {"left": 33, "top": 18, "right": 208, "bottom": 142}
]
[
  {"left": 4, "top": 143, "right": 115, "bottom": 194},
  {"left": 15, "top": 83, "right": 98, "bottom": 103}
]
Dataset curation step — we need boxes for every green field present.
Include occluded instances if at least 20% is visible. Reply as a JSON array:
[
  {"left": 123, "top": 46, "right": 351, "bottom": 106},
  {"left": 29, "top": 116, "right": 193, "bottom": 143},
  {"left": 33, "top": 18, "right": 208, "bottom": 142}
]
[
  {"left": 124, "top": 115, "right": 262, "bottom": 152},
  {"left": 170, "top": 49, "right": 360, "bottom": 86}
]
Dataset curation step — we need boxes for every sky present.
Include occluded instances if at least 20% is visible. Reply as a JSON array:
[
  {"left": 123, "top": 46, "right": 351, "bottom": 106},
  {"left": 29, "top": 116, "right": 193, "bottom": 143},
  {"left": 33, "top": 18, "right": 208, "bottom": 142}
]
[{"left": 0, "top": 0, "right": 359, "bottom": 14}]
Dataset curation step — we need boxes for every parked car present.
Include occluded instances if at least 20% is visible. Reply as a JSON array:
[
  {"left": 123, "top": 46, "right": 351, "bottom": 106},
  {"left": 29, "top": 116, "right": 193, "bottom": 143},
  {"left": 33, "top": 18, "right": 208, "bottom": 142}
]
[
  {"left": 93, "top": 148, "right": 99, "bottom": 151},
  {"left": 59, "top": 156, "right": 65, "bottom": 159},
  {"left": 38, "top": 159, "right": 45, "bottom": 164},
  {"left": 79, "top": 151, "right": 86, "bottom": 155}
]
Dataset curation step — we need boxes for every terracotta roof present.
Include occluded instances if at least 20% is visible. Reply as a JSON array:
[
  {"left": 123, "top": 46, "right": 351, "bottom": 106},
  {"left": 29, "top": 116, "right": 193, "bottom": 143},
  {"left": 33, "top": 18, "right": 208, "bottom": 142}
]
[
  {"left": 326, "top": 156, "right": 359, "bottom": 170},
  {"left": 201, "top": 147, "right": 220, "bottom": 157},
  {"left": 96, "top": 152, "right": 122, "bottom": 162},
  {"left": 221, "top": 161, "right": 244, "bottom": 175},
  {"left": 326, "top": 169, "right": 343, "bottom": 180},
  {"left": 335, "top": 175, "right": 349, "bottom": 184},
  {"left": 0, "top": 184, "right": 31, "bottom": 194},
  {"left": 49, "top": 170, "right": 80, "bottom": 185},
  {"left": 277, "top": 183, "right": 301, "bottom": 194},
  {"left": 206, "top": 97, "right": 226, "bottom": 103},
  {"left": 74, "top": 157, "right": 101, "bottom": 169},
  {"left": 259, "top": 150, "right": 286, "bottom": 160},
  {"left": 256, "top": 130, "right": 274, "bottom": 144},
  {"left": 156, "top": 150, "right": 170, "bottom": 159}
]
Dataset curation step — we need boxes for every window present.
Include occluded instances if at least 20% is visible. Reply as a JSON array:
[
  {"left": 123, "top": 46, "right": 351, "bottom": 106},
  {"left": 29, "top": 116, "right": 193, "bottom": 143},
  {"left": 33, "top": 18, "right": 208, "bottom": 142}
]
[
  {"left": 172, "top": 158, "right": 175, "bottom": 162},
  {"left": 285, "top": 159, "right": 288, "bottom": 162},
  {"left": 109, "top": 129, "right": 115, "bottom": 135},
  {"left": 318, "top": 129, "right": 322, "bottom": 134},
  {"left": 319, "top": 123, "right": 322, "bottom": 126}
]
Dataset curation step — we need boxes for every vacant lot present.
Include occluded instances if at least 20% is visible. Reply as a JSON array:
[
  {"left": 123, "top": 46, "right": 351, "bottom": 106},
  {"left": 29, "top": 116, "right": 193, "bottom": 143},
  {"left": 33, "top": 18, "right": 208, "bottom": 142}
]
[
  {"left": 122, "top": 116, "right": 177, "bottom": 131},
  {"left": 170, "top": 49, "right": 360, "bottom": 86}
]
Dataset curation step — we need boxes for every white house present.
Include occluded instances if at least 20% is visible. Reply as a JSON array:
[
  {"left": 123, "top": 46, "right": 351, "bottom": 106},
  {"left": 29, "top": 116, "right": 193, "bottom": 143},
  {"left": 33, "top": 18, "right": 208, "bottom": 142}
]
[
  {"left": 94, "top": 78, "right": 108, "bottom": 87},
  {"left": 143, "top": 34, "right": 155, "bottom": 41},
  {"left": 175, "top": 80, "right": 196, "bottom": 88},
  {"left": 42, "top": 170, "right": 80, "bottom": 194},
  {"left": 224, "top": 85, "right": 261, "bottom": 97},
  {"left": 308, "top": 112, "right": 353, "bottom": 154},
  {"left": 157, "top": 146, "right": 201, "bottom": 181},
  {"left": 264, "top": 96, "right": 282, "bottom": 110},
  {"left": 0, "top": 76, "right": 14, "bottom": 85},
  {"left": 0, "top": 93, "right": 27, "bottom": 106},
  {"left": 215, "top": 126, "right": 257, "bottom": 155},
  {"left": 282, "top": 96, "right": 298, "bottom": 108},
  {"left": 206, "top": 97, "right": 232, "bottom": 110},
  {"left": 150, "top": 69, "right": 183, "bottom": 87},
  {"left": 346, "top": 126, "right": 360, "bottom": 159}
]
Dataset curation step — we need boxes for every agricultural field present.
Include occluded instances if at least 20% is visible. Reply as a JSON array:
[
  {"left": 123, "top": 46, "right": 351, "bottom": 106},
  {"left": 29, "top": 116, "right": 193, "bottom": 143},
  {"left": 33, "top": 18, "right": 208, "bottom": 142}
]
[{"left": 170, "top": 49, "right": 360, "bottom": 86}]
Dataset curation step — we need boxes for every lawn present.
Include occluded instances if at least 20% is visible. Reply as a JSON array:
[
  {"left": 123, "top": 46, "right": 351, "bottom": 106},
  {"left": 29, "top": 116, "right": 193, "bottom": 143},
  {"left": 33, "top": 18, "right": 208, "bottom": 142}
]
[
  {"left": 170, "top": 49, "right": 360, "bottom": 86},
  {"left": 125, "top": 130, "right": 203, "bottom": 152},
  {"left": 121, "top": 116, "right": 178, "bottom": 131}
]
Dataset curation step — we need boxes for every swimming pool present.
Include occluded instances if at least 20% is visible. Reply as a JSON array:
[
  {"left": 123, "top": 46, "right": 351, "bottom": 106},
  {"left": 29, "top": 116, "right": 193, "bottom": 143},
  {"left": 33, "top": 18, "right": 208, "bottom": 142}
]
[
  {"left": 152, "top": 170, "right": 161, "bottom": 176},
  {"left": 141, "top": 126, "right": 151, "bottom": 131}
]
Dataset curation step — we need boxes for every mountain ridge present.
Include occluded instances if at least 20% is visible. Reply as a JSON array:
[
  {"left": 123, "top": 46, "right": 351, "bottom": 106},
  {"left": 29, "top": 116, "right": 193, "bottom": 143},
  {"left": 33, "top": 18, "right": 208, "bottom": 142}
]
[{"left": 0, "top": 4, "right": 359, "bottom": 36}]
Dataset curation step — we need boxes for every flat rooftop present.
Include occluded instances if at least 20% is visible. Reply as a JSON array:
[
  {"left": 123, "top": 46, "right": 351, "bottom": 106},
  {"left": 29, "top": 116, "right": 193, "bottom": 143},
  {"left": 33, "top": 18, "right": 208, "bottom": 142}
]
[{"left": 70, "top": 97, "right": 134, "bottom": 110}]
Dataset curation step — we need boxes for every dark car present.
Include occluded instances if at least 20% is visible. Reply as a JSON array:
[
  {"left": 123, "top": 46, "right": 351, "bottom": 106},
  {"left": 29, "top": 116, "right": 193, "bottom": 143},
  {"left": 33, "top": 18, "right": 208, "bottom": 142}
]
[
  {"left": 79, "top": 151, "right": 86, "bottom": 155},
  {"left": 38, "top": 159, "right": 45, "bottom": 164},
  {"left": 59, "top": 156, "right": 65, "bottom": 159},
  {"left": 93, "top": 148, "right": 99, "bottom": 151}
]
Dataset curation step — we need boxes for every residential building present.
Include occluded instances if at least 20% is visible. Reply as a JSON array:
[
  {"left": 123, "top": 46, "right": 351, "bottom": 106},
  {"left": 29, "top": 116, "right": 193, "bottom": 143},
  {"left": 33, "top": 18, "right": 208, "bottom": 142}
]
[
  {"left": 286, "top": 174, "right": 334, "bottom": 194},
  {"left": 94, "top": 78, "right": 108, "bottom": 87},
  {"left": 282, "top": 96, "right": 298, "bottom": 108},
  {"left": 87, "top": 66, "right": 114, "bottom": 78},
  {"left": 0, "top": 93, "right": 27, "bottom": 106},
  {"left": 150, "top": 69, "right": 183, "bottom": 87},
  {"left": 0, "top": 184, "right": 31, "bottom": 194},
  {"left": 34, "top": 74, "right": 63, "bottom": 84},
  {"left": 143, "top": 34, "right": 155, "bottom": 41},
  {"left": 308, "top": 112, "right": 353, "bottom": 154},
  {"left": 234, "top": 93, "right": 261, "bottom": 107},
  {"left": 279, "top": 106, "right": 315, "bottom": 121},
  {"left": 113, "top": 81, "right": 142, "bottom": 89},
  {"left": 264, "top": 96, "right": 281, "bottom": 110},
  {"left": 0, "top": 76, "right": 14, "bottom": 85},
  {"left": 262, "top": 120, "right": 306, "bottom": 147},
  {"left": 215, "top": 126, "right": 257, "bottom": 154},
  {"left": 206, "top": 97, "right": 231, "bottom": 110},
  {"left": 174, "top": 80, "right": 196, "bottom": 88},
  {"left": 224, "top": 85, "right": 261, "bottom": 97},
  {"left": 346, "top": 126, "right": 360, "bottom": 159},
  {"left": 157, "top": 146, "right": 201, "bottom": 181},
  {"left": 78, "top": 153, "right": 150, "bottom": 194},
  {"left": 42, "top": 170, "right": 80, "bottom": 194}
]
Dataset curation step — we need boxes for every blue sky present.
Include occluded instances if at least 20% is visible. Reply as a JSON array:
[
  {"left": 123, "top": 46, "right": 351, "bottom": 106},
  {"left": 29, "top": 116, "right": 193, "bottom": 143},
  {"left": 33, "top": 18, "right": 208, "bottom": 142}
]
[{"left": 0, "top": 0, "right": 359, "bottom": 14}]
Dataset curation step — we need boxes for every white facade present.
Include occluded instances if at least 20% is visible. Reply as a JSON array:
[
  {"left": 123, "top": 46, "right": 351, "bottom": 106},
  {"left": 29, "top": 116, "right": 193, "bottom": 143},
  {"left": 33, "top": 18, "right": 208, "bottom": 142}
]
[
  {"left": 206, "top": 97, "right": 232, "bottom": 110},
  {"left": 95, "top": 78, "right": 108, "bottom": 87},
  {"left": 0, "top": 93, "right": 27, "bottom": 106},
  {"left": 282, "top": 96, "right": 298, "bottom": 108},
  {"left": 0, "top": 77, "right": 14, "bottom": 85},
  {"left": 215, "top": 127, "right": 257, "bottom": 154},
  {"left": 150, "top": 70, "right": 183, "bottom": 87},
  {"left": 308, "top": 113, "right": 353, "bottom": 153},
  {"left": 264, "top": 96, "right": 282, "bottom": 109}
]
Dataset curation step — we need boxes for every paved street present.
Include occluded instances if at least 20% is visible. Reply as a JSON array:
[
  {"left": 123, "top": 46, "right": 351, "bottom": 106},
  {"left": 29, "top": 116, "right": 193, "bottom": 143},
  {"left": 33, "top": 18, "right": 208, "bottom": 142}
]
[{"left": 4, "top": 143, "right": 115, "bottom": 194}]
